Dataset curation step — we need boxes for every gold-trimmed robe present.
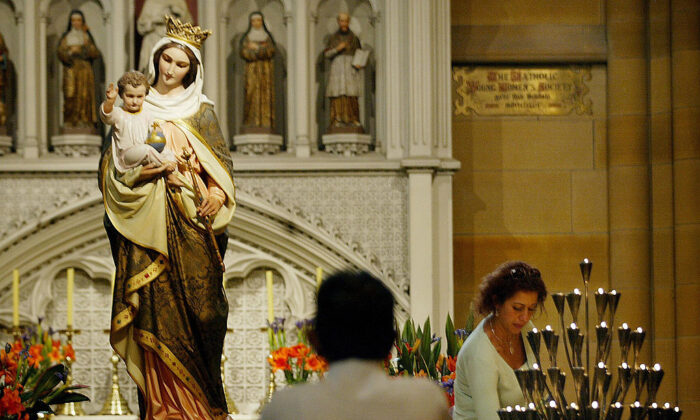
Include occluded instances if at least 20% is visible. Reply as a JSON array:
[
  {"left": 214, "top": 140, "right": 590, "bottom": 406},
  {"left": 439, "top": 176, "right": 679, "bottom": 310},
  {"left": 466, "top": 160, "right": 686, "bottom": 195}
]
[{"left": 100, "top": 103, "right": 235, "bottom": 420}]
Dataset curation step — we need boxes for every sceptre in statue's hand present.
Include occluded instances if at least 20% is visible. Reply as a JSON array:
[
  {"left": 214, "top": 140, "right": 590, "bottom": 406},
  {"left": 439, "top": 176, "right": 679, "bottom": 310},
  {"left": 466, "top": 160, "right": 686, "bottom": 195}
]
[{"left": 180, "top": 149, "right": 225, "bottom": 271}]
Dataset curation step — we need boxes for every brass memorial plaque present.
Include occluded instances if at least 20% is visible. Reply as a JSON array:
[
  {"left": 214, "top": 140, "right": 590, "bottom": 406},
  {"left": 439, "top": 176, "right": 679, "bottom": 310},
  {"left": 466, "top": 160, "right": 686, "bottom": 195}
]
[{"left": 453, "top": 66, "right": 592, "bottom": 116}]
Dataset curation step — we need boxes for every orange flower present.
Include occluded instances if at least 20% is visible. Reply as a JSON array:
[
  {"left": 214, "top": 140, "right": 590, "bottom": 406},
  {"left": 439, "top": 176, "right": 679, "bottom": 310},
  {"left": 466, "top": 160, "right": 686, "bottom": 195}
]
[
  {"left": 0, "top": 388, "right": 24, "bottom": 416},
  {"left": 1, "top": 348, "right": 18, "bottom": 383},
  {"left": 442, "top": 372, "right": 456, "bottom": 382},
  {"left": 63, "top": 343, "right": 76, "bottom": 361},
  {"left": 415, "top": 369, "right": 428, "bottom": 378},
  {"left": 268, "top": 352, "right": 291, "bottom": 372},
  {"left": 304, "top": 354, "right": 328, "bottom": 372},
  {"left": 52, "top": 339, "right": 61, "bottom": 350},
  {"left": 11, "top": 341, "right": 22, "bottom": 354},
  {"left": 288, "top": 344, "right": 310, "bottom": 360},
  {"left": 447, "top": 356, "right": 457, "bottom": 372},
  {"left": 27, "top": 344, "right": 44, "bottom": 368},
  {"left": 48, "top": 345, "right": 62, "bottom": 363}
]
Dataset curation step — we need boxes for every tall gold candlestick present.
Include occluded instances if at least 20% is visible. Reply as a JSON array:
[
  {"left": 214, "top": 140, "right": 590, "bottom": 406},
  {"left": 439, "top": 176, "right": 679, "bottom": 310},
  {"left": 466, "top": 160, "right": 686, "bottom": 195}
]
[
  {"left": 57, "top": 326, "right": 85, "bottom": 416},
  {"left": 12, "top": 269, "right": 19, "bottom": 327},
  {"left": 66, "top": 268, "right": 75, "bottom": 327}
]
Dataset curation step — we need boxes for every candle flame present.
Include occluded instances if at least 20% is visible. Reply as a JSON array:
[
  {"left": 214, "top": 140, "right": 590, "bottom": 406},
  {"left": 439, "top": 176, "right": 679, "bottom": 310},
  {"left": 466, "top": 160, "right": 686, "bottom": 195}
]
[
  {"left": 570, "top": 323, "right": 578, "bottom": 329},
  {"left": 597, "top": 287, "right": 604, "bottom": 294},
  {"left": 640, "top": 364, "right": 647, "bottom": 370},
  {"left": 598, "top": 361, "right": 605, "bottom": 369},
  {"left": 574, "top": 288, "right": 581, "bottom": 295},
  {"left": 545, "top": 325, "right": 553, "bottom": 331},
  {"left": 599, "top": 321, "right": 607, "bottom": 328},
  {"left": 592, "top": 401, "right": 599, "bottom": 409},
  {"left": 622, "top": 323, "right": 629, "bottom": 329},
  {"left": 654, "top": 363, "right": 662, "bottom": 371},
  {"left": 549, "top": 400, "right": 557, "bottom": 408}
]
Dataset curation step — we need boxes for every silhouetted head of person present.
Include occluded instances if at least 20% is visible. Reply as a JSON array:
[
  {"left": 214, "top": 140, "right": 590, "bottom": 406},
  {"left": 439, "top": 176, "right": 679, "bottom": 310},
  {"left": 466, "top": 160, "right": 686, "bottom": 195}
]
[{"left": 312, "top": 270, "right": 395, "bottom": 363}]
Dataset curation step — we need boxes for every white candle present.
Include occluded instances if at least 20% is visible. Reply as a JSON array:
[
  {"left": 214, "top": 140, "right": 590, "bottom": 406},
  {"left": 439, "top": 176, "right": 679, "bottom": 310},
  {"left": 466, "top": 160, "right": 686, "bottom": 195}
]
[
  {"left": 266, "top": 271, "right": 274, "bottom": 323},
  {"left": 12, "top": 269, "right": 19, "bottom": 327},
  {"left": 67, "top": 268, "right": 74, "bottom": 327},
  {"left": 316, "top": 267, "right": 323, "bottom": 288}
]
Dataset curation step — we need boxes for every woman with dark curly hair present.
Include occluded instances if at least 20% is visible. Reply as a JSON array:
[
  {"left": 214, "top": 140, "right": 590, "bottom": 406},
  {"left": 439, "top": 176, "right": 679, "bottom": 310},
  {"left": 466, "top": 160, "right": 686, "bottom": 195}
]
[{"left": 452, "top": 261, "right": 547, "bottom": 420}]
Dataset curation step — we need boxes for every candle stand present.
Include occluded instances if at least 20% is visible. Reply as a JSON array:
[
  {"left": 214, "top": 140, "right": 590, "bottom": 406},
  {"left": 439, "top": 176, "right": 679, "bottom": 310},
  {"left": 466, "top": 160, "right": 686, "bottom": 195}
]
[
  {"left": 56, "top": 326, "right": 85, "bottom": 416},
  {"left": 498, "top": 259, "right": 682, "bottom": 420}
]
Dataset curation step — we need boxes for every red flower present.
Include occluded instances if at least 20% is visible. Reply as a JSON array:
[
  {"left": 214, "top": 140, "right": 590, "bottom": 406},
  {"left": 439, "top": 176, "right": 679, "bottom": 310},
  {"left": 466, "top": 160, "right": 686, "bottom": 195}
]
[
  {"left": 304, "top": 354, "right": 328, "bottom": 372},
  {"left": 28, "top": 344, "right": 44, "bottom": 368},
  {"left": 268, "top": 352, "right": 291, "bottom": 372},
  {"left": 63, "top": 343, "right": 76, "bottom": 361},
  {"left": 288, "top": 344, "right": 310, "bottom": 360},
  {"left": 52, "top": 339, "right": 61, "bottom": 350},
  {"left": 48, "top": 345, "right": 62, "bottom": 363},
  {"left": 0, "top": 388, "right": 24, "bottom": 416},
  {"left": 446, "top": 356, "right": 457, "bottom": 373}
]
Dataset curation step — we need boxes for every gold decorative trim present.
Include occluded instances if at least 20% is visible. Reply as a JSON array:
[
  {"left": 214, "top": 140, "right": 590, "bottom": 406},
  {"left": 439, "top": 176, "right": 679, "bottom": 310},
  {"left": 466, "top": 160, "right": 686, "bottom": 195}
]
[
  {"left": 134, "top": 329, "right": 228, "bottom": 420},
  {"left": 125, "top": 257, "right": 168, "bottom": 295}
]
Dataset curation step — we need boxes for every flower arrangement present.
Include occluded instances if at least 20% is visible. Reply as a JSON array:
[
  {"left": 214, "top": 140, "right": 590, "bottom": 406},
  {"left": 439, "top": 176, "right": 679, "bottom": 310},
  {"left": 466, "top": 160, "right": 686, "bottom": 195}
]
[
  {"left": 387, "top": 312, "right": 474, "bottom": 407},
  {"left": 0, "top": 320, "right": 89, "bottom": 419},
  {"left": 266, "top": 318, "right": 328, "bottom": 385}
]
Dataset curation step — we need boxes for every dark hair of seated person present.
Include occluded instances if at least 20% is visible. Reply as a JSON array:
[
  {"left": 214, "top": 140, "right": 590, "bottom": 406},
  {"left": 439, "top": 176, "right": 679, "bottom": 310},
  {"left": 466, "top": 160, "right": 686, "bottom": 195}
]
[{"left": 312, "top": 270, "right": 395, "bottom": 363}]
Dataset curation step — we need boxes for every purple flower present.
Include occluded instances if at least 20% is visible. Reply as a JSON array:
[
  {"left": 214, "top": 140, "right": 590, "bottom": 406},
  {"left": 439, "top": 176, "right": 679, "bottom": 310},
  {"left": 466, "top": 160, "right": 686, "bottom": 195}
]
[
  {"left": 441, "top": 378, "right": 454, "bottom": 389},
  {"left": 454, "top": 329, "right": 468, "bottom": 340},
  {"left": 431, "top": 334, "right": 441, "bottom": 344}
]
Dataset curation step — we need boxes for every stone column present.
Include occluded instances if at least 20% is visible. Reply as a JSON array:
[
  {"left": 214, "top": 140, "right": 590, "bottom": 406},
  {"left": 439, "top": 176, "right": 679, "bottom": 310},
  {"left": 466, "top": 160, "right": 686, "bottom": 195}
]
[
  {"left": 406, "top": 0, "right": 436, "bottom": 323},
  {"left": 606, "top": 1, "right": 651, "bottom": 359},
  {"left": 293, "top": 0, "right": 310, "bottom": 157},
  {"left": 202, "top": 1, "right": 219, "bottom": 111},
  {"left": 671, "top": 0, "right": 700, "bottom": 412},
  {"left": 20, "top": 0, "right": 39, "bottom": 158},
  {"left": 383, "top": 0, "right": 404, "bottom": 160},
  {"left": 108, "top": 0, "right": 128, "bottom": 93},
  {"left": 648, "top": 0, "right": 677, "bottom": 403}
]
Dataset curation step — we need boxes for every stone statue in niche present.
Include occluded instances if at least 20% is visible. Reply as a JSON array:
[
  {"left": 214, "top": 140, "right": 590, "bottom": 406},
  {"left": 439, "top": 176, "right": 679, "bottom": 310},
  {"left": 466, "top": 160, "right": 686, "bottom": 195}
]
[
  {"left": 137, "top": 0, "right": 193, "bottom": 73},
  {"left": 240, "top": 11, "right": 276, "bottom": 134},
  {"left": 0, "top": 31, "right": 16, "bottom": 155},
  {"left": 320, "top": 12, "right": 371, "bottom": 156},
  {"left": 232, "top": 11, "right": 283, "bottom": 155},
  {"left": 57, "top": 10, "right": 102, "bottom": 133},
  {"left": 323, "top": 12, "right": 366, "bottom": 134}
]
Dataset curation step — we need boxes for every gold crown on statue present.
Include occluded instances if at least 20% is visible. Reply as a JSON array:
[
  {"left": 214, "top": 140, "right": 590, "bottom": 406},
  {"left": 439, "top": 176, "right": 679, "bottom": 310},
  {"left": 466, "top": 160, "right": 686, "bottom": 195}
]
[{"left": 164, "top": 15, "right": 211, "bottom": 49}]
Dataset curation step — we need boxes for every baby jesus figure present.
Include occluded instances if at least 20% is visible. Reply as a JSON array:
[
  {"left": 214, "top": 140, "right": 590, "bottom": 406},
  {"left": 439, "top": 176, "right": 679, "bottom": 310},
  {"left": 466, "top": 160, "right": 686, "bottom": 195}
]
[{"left": 101, "top": 70, "right": 178, "bottom": 181}]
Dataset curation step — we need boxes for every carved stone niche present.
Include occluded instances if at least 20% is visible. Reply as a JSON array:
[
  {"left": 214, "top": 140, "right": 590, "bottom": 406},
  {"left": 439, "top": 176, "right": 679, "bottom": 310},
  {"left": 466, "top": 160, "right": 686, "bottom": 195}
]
[{"left": 51, "top": 133, "right": 102, "bottom": 157}]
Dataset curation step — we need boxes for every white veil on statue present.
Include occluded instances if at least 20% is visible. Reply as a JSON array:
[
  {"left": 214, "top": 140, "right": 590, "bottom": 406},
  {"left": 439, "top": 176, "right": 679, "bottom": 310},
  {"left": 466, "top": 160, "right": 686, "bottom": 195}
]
[{"left": 144, "top": 36, "right": 214, "bottom": 121}]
